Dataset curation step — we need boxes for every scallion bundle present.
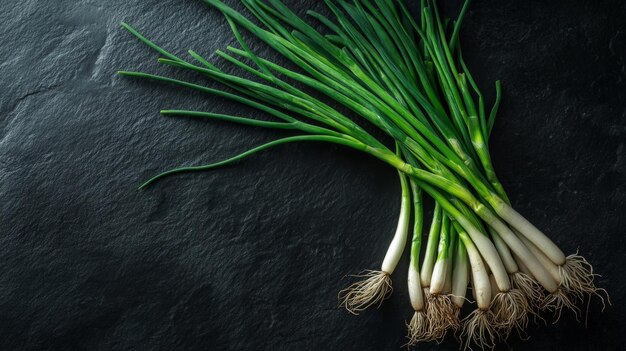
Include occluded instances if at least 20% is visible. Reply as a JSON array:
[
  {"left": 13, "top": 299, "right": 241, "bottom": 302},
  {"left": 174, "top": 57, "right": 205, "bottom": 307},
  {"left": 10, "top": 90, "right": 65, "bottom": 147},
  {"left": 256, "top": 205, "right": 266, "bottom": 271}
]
[{"left": 118, "top": 0, "right": 608, "bottom": 348}]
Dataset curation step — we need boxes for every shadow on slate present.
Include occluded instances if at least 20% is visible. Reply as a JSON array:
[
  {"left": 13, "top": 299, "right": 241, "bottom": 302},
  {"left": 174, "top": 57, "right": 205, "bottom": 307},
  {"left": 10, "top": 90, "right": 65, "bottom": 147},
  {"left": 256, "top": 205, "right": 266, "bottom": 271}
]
[{"left": 0, "top": 0, "right": 624, "bottom": 350}]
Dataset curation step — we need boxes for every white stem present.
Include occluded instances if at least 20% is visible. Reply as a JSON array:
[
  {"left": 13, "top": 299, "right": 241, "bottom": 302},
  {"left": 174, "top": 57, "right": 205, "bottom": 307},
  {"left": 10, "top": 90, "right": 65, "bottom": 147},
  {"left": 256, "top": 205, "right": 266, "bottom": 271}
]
[
  {"left": 493, "top": 201, "right": 566, "bottom": 265},
  {"left": 444, "top": 259, "right": 453, "bottom": 294},
  {"left": 489, "top": 227, "right": 518, "bottom": 273},
  {"left": 420, "top": 206, "right": 441, "bottom": 287},
  {"left": 470, "top": 276, "right": 477, "bottom": 300},
  {"left": 455, "top": 216, "right": 510, "bottom": 291},
  {"left": 430, "top": 258, "right": 448, "bottom": 294},
  {"left": 478, "top": 207, "right": 558, "bottom": 292},
  {"left": 420, "top": 259, "right": 434, "bottom": 287},
  {"left": 461, "top": 233, "right": 491, "bottom": 309},
  {"left": 513, "top": 252, "right": 534, "bottom": 279},
  {"left": 517, "top": 233, "right": 561, "bottom": 284},
  {"left": 381, "top": 173, "right": 411, "bottom": 274},
  {"left": 451, "top": 243, "right": 469, "bottom": 308},
  {"left": 489, "top": 274, "right": 499, "bottom": 298},
  {"left": 408, "top": 262, "right": 425, "bottom": 311}
]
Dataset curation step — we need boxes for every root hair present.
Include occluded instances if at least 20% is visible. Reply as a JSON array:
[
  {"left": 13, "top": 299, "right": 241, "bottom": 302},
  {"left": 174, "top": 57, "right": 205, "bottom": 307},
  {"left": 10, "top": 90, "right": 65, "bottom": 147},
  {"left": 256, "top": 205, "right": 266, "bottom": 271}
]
[
  {"left": 338, "top": 270, "right": 392, "bottom": 314},
  {"left": 426, "top": 293, "right": 459, "bottom": 342},
  {"left": 460, "top": 308, "right": 497, "bottom": 350},
  {"left": 511, "top": 272, "right": 546, "bottom": 325},
  {"left": 511, "top": 272, "right": 545, "bottom": 309},
  {"left": 490, "top": 289, "right": 530, "bottom": 340},
  {"left": 542, "top": 287, "right": 581, "bottom": 323},
  {"left": 405, "top": 310, "right": 432, "bottom": 346},
  {"left": 559, "top": 253, "right": 610, "bottom": 309}
]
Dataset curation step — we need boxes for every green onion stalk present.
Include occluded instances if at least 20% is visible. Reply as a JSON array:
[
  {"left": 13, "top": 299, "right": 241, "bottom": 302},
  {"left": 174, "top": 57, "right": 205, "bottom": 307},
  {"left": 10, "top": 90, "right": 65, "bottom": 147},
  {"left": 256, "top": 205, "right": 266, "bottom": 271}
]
[
  {"left": 338, "top": 147, "right": 410, "bottom": 314},
  {"left": 118, "top": 0, "right": 608, "bottom": 348},
  {"left": 406, "top": 177, "right": 431, "bottom": 344}
]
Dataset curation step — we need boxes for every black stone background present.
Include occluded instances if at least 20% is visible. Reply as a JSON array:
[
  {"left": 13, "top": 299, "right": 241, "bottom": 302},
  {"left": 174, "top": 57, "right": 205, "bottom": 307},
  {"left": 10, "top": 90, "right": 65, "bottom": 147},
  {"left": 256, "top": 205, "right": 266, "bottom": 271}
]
[{"left": 0, "top": 0, "right": 624, "bottom": 350}]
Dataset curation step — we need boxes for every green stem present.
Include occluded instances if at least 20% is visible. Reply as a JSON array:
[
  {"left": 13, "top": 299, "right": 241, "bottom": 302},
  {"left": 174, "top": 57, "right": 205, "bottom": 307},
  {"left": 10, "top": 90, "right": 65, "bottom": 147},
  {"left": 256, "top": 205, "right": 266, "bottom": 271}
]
[
  {"left": 138, "top": 134, "right": 370, "bottom": 189},
  {"left": 409, "top": 178, "right": 424, "bottom": 271},
  {"left": 437, "top": 214, "right": 451, "bottom": 261}
]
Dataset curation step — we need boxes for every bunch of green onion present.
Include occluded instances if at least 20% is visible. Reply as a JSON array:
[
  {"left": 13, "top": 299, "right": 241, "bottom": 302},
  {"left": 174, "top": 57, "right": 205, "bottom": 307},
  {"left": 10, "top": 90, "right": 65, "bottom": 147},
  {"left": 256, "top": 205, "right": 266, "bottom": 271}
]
[{"left": 119, "top": 0, "right": 608, "bottom": 348}]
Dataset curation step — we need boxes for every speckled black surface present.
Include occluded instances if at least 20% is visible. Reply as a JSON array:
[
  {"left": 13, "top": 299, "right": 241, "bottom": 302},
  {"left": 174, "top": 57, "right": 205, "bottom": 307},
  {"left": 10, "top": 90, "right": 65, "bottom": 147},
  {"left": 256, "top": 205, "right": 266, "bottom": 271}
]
[{"left": 0, "top": 1, "right": 624, "bottom": 350}]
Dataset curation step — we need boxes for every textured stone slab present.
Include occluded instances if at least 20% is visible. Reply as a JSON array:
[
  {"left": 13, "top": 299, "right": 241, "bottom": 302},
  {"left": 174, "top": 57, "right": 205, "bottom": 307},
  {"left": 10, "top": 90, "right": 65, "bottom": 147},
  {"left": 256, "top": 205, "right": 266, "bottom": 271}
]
[{"left": 0, "top": 0, "right": 624, "bottom": 350}]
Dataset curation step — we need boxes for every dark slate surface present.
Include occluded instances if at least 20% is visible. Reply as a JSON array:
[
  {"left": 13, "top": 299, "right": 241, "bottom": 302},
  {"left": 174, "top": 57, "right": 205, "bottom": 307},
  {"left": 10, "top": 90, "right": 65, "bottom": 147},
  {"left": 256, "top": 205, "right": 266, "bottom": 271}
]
[{"left": 0, "top": 0, "right": 624, "bottom": 350}]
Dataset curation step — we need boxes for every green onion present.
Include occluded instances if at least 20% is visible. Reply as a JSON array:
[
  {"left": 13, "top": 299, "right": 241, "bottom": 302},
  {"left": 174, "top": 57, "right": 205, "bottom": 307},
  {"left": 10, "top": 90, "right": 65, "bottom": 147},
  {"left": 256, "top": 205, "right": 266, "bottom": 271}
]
[{"left": 119, "top": 0, "right": 608, "bottom": 348}]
